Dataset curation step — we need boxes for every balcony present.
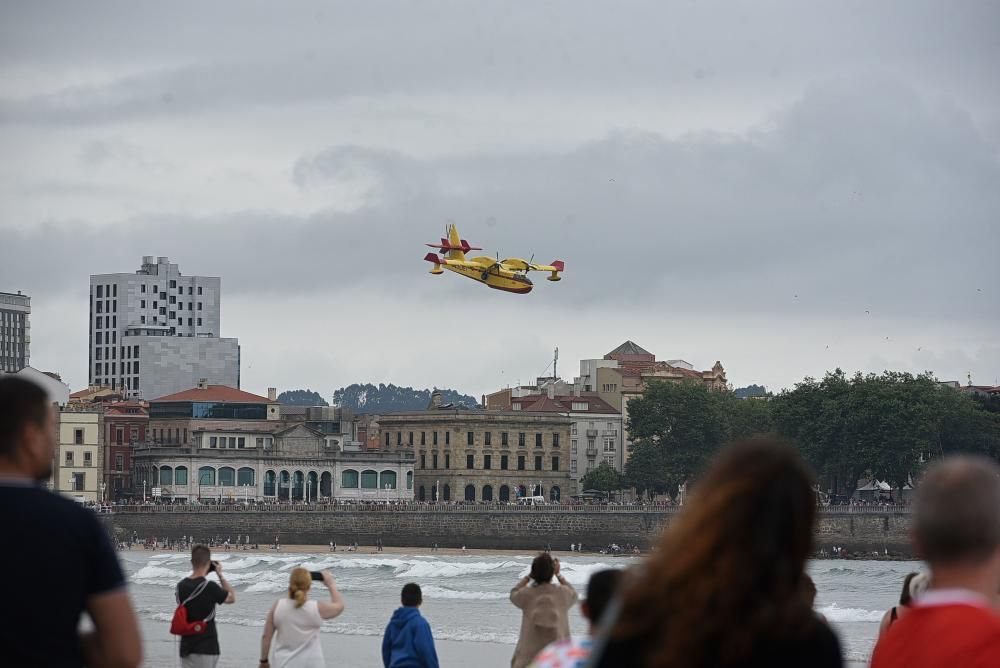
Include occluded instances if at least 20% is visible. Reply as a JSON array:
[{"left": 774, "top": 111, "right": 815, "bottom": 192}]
[
  {"left": 585, "top": 448, "right": 598, "bottom": 457},
  {"left": 586, "top": 430, "right": 598, "bottom": 437}
]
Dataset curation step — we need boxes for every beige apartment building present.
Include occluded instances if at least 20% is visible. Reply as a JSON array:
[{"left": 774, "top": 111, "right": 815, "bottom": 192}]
[{"left": 56, "top": 409, "right": 103, "bottom": 502}]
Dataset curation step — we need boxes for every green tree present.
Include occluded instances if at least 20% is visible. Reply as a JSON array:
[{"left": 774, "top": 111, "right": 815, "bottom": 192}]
[
  {"left": 579, "top": 462, "right": 622, "bottom": 499},
  {"left": 625, "top": 380, "right": 729, "bottom": 497},
  {"left": 623, "top": 440, "right": 670, "bottom": 499},
  {"left": 276, "top": 389, "right": 329, "bottom": 406}
]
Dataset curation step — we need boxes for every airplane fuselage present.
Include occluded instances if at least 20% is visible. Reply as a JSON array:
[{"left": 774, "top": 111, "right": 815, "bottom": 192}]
[{"left": 443, "top": 259, "right": 533, "bottom": 294}]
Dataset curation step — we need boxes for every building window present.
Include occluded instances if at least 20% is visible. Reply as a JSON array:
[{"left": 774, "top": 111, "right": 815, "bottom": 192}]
[
  {"left": 73, "top": 473, "right": 85, "bottom": 491},
  {"left": 420, "top": 454, "right": 426, "bottom": 469},
  {"left": 517, "top": 455, "right": 525, "bottom": 471},
  {"left": 512, "top": 402, "right": 522, "bottom": 411},
  {"left": 553, "top": 433, "right": 560, "bottom": 447},
  {"left": 432, "top": 454, "right": 438, "bottom": 469},
  {"left": 467, "top": 431, "right": 474, "bottom": 446},
  {"left": 571, "top": 439, "right": 577, "bottom": 454},
  {"left": 74, "top": 429, "right": 84, "bottom": 445},
  {"left": 237, "top": 437, "right": 246, "bottom": 448},
  {"left": 84, "top": 452, "right": 92, "bottom": 465},
  {"left": 572, "top": 402, "right": 589, "bottom": 411},
  {"left": 484, "top": 454, "right": 492, "bottom": 470},
  {"left": 518, "top": 432, "right": 525, "bottom": 447},
  {"left": 445, "top": 432, "right": 450, "bottom": 446},
  {"left": 420, "top": 431, "right": 426, "bottom": 446},
  {"left": 188, "top": 287, "right": 193, "bottom": 295},
  {"left": 432, "top": 431, "right": 438, "bottom": 446},
  {"left": 500, "top": 455, "right": 508, "bottom": 470},
  {"left": 341, "top": 470, "right": 359, "bottom": 488},
  {"left": 397, "top": 432, "right": 402, "bottom": 446},
  {"left": 484, "top": 431, "right": 492, "bottom": 446},
  {"left": 169, "top": 296, "right": 176, "bottom": 304},
  {"left": 96, "top": 285, "right": 103, "bottom": 298},
  {"left": 198, "top": 302, "right": 203, "bottom": 310},
  {"left": 65, "top": 451, "right": 73, "bottom": 465},
  {"left": 210, "top": 436, "right": 218, "bottom": 448},
  {"left": 115, "top": 454, "right": 124, "bottom": 471},
  {"left": 604, "top": 438, "right": 615, "bottom": 452},
  {"left": 408, "top": 431, "right": 414, "bottom": 446},
  {"left": 175, "top": 466, "right": 188, "bottom": 485},
  {"left": 535, "top": 433, "right": 542, "bottom": 448},
  {"left": 197, "top": 318, "right": 202, "bottom": 326},
  {"left": 198, "top": 286, "right": 203, "bottom": 295},
  {"left": 384, "top": 432, "right": 390, "bottom": 447},
  {"left": 141, "top": 284, "right": 146, "bottom": 293},
  {"left": 466, "top": 454, "right": 474, "bottom": 469},
  {"left": 588, "top": 437, "right": 596, "bottom": 451},
  {"left": 445, "top": 454, "right": 450, "bottom": 469},
  {"left": 501, "top": 431, "right": 508, "bottom": 446},
  {"left": 552, "top": 456, "right": 560, "bottom": 471},
  {"left": 535, "top": 455, "right": 542, "bottom": 471},
  {"left": 170, "top": 280, "right": 176, "bottom": 288},
  {"left": 605, "top": 455, "right": 615, "bottom": 467},
  {"left": 571, "top": 424, "right": 577, "bottom": 435},
  {"left": 571, "top": 460, "right": 578, "bottom": 473}
]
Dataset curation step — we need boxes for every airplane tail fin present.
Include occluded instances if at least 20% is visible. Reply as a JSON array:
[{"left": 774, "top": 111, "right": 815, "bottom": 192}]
[{"left": 422, "top": 223, "right": 481, "bottom": 260}]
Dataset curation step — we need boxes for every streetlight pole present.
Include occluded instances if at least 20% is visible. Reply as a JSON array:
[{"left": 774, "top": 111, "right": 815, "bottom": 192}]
[{"left": 142, "top": 479, "right": 146, "bottom": 503}]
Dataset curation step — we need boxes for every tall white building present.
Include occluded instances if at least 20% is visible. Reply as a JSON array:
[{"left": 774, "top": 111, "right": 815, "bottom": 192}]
[{"left": 89, "top": 256, "right": 239, "bottom": 399}]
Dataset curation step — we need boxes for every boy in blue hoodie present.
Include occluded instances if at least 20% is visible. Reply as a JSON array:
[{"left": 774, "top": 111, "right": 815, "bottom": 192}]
[{"left": 382, "top": 583, "right": 440, "bottom": 668}]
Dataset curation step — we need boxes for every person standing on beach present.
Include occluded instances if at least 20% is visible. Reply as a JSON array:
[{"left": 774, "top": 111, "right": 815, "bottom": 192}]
[
  {"left": 510, "top": 554, "right": 578, "bottom": 668},
  {"left": 592, "top": 439, "right": 842, "bottom": 667},
  {"left": 877, "top": 572, "right": 928, "bottom": 639},
  {"left": 259, "top": 568, "right": 344, "bottom": 668},
  {"left": 872, "top": 456, "right": 1000, "bottom": 668},
  {"left": 0, "top": 377, "right": 142, "bottom": 668},
  {"left": 177, "top": 544, "right": 236, "bottom": 667},
  {"left": 382, "top": 583, "right": 439, "bottom": 668},
  {"left": 529, "top": 569, "right": 621, "bottom": 668}
]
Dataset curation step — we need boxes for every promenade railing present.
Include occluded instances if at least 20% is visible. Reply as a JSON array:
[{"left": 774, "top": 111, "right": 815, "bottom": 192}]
[{"left": 102, "top": 502, "right": 911, "bottom": 514}]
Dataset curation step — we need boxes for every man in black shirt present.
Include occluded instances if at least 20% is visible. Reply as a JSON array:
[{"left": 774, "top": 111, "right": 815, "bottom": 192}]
[
  {"left": 0, "top": 376, "right": 142, "bottom": 667},
  {"left": 178, "top": 544, "right": 236, "bottom": 667}
]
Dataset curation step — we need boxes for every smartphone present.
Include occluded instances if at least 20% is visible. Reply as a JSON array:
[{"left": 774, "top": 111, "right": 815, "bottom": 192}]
[
  {"left": 208, "top": 561, "right": 217, "bottom": 573},
  {"left": 310, "top": 571, "right": 324, "bottom": 581}
]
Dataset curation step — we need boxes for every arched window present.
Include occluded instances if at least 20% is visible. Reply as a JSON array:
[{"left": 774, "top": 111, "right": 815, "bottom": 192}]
[
  {"left": 482, "top": 484, "right": 493, "bottom": 502},
  {"left": 264, "top": 470, "right": 277, "bottom": 496},
  {"left": 418, "top": 485, "right": 426, "bottom": 501},
  {"left": 499, "top": 485, "right": 510, "bottom": 502},
  {"left": 218, "top": 467, "right": 236, "bottom": 486},
  {"left": 443, "top": 484, "right": 451, "bottom": 501},
  {"left": 320, "top": 472, "right": 332, "bottom": 497},
  {"left": 549, "top": 485, "right": 561, "bottom": 502},
  {"left": 237, "top": 467, "right": 255, "bottom": 486},
  {"left": 380, "top": 471, "right": 397, "bottom": 489},
  {"left": 516, "top": 484, "right": 527, "bottom": 498},
  {"left": 464, "top": 484, "right": 476, "bottom": 502},
  {"left": 175, "top": 466, "right": 188, "bottom": 485},
  {"left": 307, "top": 472, "right": 318, "bottom": 501},
  {"left": 279, "top": 470, "right": 290, "bottom": 500},
  {"left": 292, "top": 471, "right": 304, "bottom": 500},
  {"left": 532, "top": 484, "right": 542, "bottom": 497},
  {"left": 360, "top": 470, "right": 378, "bottom": 489},
  {"left": 406, "top": 471, "right": 413, "bottom": 490},
  {"left": 198, "top": 467, "right": 216, "bottom": 486},
  {"left": 431, "top": 483, "right": 438, "bottom": 501},
  {"left": 341, "top": 469, "right": 359, "bottom": 488},
  {"left": 158, "top": 466, "right": 173, "bottom": 485}
]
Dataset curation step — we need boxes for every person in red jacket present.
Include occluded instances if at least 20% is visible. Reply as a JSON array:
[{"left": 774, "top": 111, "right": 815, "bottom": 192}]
[{"left": 872, "top": 456, "right": 1000, "bottom": 668}]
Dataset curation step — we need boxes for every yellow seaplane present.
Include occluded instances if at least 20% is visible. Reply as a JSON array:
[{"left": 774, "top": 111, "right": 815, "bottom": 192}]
[{"left": 424, "top": 224, "right": 564, "bottom": 294}]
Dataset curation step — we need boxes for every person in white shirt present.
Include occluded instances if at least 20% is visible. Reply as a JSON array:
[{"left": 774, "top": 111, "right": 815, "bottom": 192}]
[{"left": 258, "top": 568, "right": 345, "bottom": 668}]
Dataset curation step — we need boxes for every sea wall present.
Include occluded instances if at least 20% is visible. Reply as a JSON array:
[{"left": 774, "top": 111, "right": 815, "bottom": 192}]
[{"left": 101, "top": 508, "right": 914, "bottom": 555}]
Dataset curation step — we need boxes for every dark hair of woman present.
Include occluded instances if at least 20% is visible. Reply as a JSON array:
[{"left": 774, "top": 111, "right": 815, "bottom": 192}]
[
  {"left": 608, "top": 437, "right": 819, "bottom": 667},
  {"left": 530, "top": 553, "right": 555, "bottom": 583},
  {"left": 899, "top": 572, "right": 918, "bottom": 606}
]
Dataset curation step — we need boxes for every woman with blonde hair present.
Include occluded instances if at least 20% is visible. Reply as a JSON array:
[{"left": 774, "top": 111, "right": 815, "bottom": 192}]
[{"left": 258, "top": 568, "right": 344, "bottom": 668}]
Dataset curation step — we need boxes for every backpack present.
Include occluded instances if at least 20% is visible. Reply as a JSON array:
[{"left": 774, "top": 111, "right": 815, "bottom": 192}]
[{"left": 170, "top": 580, "right": 215, "bottom": 636}]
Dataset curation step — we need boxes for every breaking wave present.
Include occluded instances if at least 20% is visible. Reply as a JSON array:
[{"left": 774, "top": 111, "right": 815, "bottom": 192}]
[{"left": 817, "top": 603, "right": 885, "bottom": 623}]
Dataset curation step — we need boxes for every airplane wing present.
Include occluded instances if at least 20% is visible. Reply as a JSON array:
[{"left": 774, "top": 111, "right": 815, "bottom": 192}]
[
  {"left": 500, "top": 258, "right": 565, "bottom": 273},
  {"left": 426, "top": 254, "right": 495, "bottom": 270}
]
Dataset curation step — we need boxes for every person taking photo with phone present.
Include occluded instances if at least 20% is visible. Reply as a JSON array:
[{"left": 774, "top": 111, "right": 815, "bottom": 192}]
[
  {"left": 177, "top": 544, "right": 236, "bottom": 668},
  {"left": 259, "top": 568, "right": 345, "bottom": 668}
]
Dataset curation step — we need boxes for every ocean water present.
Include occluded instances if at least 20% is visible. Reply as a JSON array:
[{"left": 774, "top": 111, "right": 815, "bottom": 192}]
[{"left": 123, "top": 550, "right": 911, "bottom": 667}]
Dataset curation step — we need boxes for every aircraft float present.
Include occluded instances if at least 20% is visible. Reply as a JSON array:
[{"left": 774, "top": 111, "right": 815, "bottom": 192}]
[{"left": 423, "top": 223, "right": 564, "bottom": 294}]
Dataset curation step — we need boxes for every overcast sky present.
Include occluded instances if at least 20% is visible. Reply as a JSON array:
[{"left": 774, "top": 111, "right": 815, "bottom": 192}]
[{"left": 2, "top": 1, "right": 998, "bottom": 398}]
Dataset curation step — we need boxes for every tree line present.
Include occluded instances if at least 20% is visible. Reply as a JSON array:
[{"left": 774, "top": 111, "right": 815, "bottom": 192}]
[{"left": 587, "top": 370, "right": 1000, "bottom": 499}]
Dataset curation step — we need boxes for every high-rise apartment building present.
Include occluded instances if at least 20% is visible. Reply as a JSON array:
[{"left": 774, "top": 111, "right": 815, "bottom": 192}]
[
  {"left": 89, "top": 256, "right": 239, "bottom": 399},
  {"left": 0, "top": 290, "right": 30, "bottom": 372}
]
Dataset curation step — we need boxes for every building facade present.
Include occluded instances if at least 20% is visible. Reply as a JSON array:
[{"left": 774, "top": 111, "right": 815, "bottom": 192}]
[
  {"left": 55, "top": 409, "right": 103, "bottom": 502},
  {"left": 89, "top": 256, "right": 239, "bottom": 399},
  {"left": 103, "top": 402, "right": 148, "bottom": 501},
  {"left": 133, "top": 384, "right": 413, "bottom": 501},
  {"left": 376, "top": 409, "right": 572, "bottom": 503},
  {"left": 0, "top": 290, "right": 30, "bottom": 372}
]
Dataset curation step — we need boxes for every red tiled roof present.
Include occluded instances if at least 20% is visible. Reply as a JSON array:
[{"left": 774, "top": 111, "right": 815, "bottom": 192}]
[
  {"left": 152, "top": 385, "right": 275, "bottom": 404},
  {"left": 511, "top": 394, "right": 620, "bottom": 414}
]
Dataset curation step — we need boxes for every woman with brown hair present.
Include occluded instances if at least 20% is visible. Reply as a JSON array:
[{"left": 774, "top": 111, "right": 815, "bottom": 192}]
[
  {"left": 258, "top": 568, "right": 345, "bottom": 668},
  {"left": 593, "top": 438, "right": 842, "bottom": 668}
]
